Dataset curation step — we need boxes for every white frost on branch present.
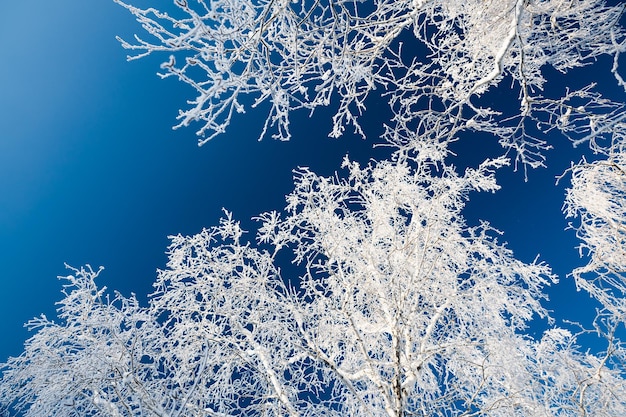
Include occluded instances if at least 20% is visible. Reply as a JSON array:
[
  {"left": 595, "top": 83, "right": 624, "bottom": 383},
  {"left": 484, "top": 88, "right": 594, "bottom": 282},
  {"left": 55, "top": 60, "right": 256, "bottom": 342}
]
[
  {"left": 564, "top": 138, "right": 626, "bottom": 322},
  {"left": 114, "top": 0, "right": 626, "bottom": 167},
  {"left": 3, "top": 151, "right": 625, "bottom": 416}
]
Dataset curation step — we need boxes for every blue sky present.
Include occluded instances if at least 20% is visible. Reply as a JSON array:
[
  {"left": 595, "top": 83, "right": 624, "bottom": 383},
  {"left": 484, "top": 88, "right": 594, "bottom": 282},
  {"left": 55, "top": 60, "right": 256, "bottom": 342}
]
[
  {"left": 0, "top": 1, "right": 614, "bottom": 363},
  {"left": 0, "top": 0, "right": 386, "bottom": 361}
]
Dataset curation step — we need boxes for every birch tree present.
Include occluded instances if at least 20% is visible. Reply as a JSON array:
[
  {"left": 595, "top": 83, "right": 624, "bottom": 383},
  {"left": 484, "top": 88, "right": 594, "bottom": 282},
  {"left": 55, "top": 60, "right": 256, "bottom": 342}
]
[{"left": 2, "top": 153, "right": 626, "bottom": 416}]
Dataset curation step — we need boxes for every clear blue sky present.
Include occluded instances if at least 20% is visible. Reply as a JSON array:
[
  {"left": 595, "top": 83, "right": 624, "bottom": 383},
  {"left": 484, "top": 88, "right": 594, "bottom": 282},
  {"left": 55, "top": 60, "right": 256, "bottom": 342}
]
[{"left": 0, "top": 1, "right": 614, "bottom": 363}]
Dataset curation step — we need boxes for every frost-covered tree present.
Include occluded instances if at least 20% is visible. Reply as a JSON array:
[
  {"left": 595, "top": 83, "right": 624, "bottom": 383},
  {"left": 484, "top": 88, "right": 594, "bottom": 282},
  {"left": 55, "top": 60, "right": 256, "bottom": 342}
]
[
  {"left": 2, "top": 152, "right": 626, "bottom": 416},
  {"left": 3, "top": 0, "right": 626, "bottom": 415},
  {"left": 114, "top": 0, "right": 625, "bottom": 168},
  {"left": 0, "top": 266, "right": 164, "bottom": 417},
  {"left": 564, "top": 136, "right": 626, "bottom": 324}
]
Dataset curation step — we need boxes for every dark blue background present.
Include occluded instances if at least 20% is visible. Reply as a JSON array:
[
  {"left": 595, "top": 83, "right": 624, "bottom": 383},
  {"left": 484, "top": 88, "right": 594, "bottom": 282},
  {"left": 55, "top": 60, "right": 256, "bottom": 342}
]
[{"left": 0, "top": 1, "right": 615, "bottom": 364}]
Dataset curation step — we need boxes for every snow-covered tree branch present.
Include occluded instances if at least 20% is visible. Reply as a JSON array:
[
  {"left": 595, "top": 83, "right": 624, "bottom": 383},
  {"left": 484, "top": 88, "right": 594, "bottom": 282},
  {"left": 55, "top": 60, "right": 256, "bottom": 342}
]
[
  {"left": 564, "top": 136, "right": 626, "bottom": 323},
  {"left": 115, "top": 0, "right": 625, "bottom": 167}
]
